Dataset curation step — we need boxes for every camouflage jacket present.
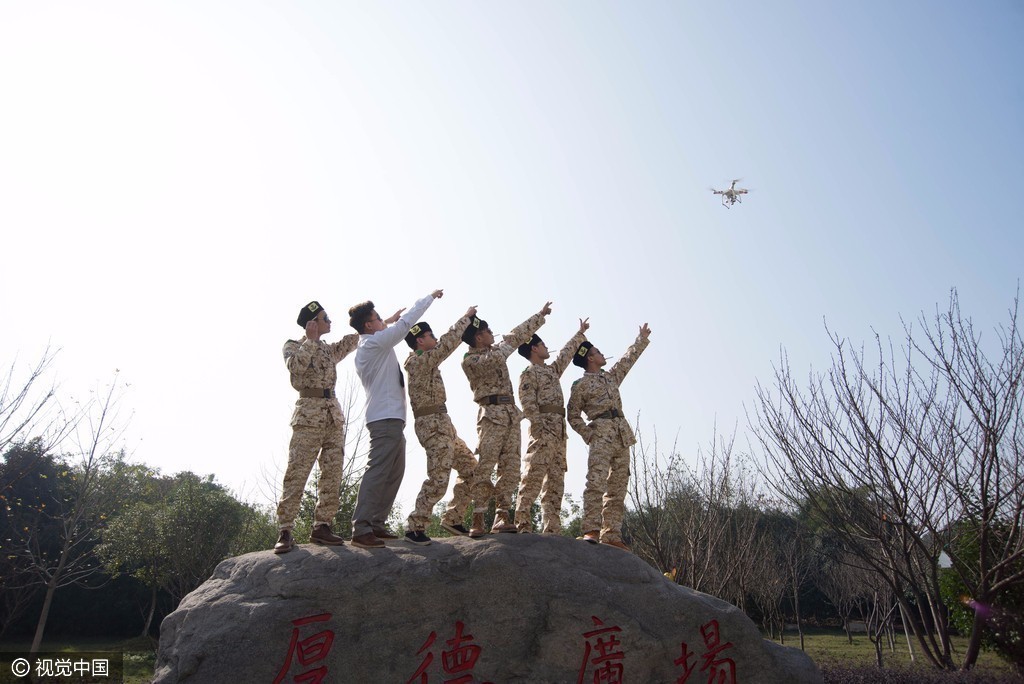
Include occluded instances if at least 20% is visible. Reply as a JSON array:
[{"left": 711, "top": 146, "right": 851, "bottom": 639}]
[
  {"left": 404, "top": 315, "right": 472, "bottom": 413},
  {"left": 518, "top": 330, "right": 587, "bottom": 440},
  {"left": 462, "top": 311, "right": 546, "bottom": 423},
  {"left": 283, "top": 333, "right": 359, "bottom": 428},
  {"left": 567, "top": 334, "right": 650, "bottom": 448}
]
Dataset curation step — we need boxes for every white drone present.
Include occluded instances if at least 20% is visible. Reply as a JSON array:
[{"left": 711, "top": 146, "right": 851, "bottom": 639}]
[{"left": 710, "top": 179, "right": 750, "bottom": 208}]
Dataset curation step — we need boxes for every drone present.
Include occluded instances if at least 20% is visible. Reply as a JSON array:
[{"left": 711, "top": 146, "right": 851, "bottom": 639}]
[{"left": 710, "top": 179, "right": 750, "bottom": 208}]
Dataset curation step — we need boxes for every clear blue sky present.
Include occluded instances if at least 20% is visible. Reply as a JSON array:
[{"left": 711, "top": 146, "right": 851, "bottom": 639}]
[{"left": 2, "top": 2, "right": 1021, "bottom": 516}]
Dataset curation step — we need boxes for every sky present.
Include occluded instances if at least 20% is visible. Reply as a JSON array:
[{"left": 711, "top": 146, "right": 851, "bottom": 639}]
[{"left": 2, "top": 2, "right": 1022, "bottom": 520}]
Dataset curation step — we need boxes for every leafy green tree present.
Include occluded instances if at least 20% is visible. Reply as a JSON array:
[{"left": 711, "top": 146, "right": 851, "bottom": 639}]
[
  {"left": 560, "top": 494, "right": 582, "bottom": 539},
  {"left": 0, "top": 439, "right": 62, "bottom": 638},
  {"left": 99, "top": 470, "right": 277, "bottom": 621},
  {"left": 229, "top": 500, "right": 278, "bottom": 557},
  {"left": 96, "top": 499, "right": 168, "bottom": 636},
  {"left": 155, "top": 472, "right": 247, "bottom": 603}
]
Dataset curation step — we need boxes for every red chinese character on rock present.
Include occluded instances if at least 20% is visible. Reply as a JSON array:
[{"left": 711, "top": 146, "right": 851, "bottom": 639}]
[
  {"left": 442, "top": 620, "right": 483, "bottom": 682},
  {"left": 673, "top": 620, "right": 738, "bottom": 684},
  {"left": 699, "top": 619, "right": 736, "bottom": 684},
  {"left": 273, "top": 612, "right": 335, "bottom": 684},
  {"left": 406, "top": 621, "right": 493, "bottom": 684},
  {"left": 407, "top": 632, "right": 438, "bottom": 684},
  {"left": 577, "top": 616, "right": 625, "bottom": 684},
  {"left": 673, "top": 641, "right": 697, "bottom": 683}
]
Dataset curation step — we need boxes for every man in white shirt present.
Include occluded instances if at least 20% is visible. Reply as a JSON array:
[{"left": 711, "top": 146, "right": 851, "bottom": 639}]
[{"left": 347, "top": 289, "right": 442, "bottom": 548}]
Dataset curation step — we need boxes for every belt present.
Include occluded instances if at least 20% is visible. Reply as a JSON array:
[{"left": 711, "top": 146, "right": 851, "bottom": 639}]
[
  {"left": 478, "top": 394, "right": 514, "bottom": 405},
  {"left": 592, "top": 408, "right": 623, "bottom": 420},
  {"left": 413, "top": 403, "right": 448, "bottom": 419},
  {"left": 538, "top": 404, "right": 565, "bottom": 417},
  {"left": 298, "top": 388, "right": 335, "bottom": 399}
]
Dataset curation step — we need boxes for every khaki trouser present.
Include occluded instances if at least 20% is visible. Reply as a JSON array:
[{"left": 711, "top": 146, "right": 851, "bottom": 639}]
[
  {"left": 276, "top": 419, "right": 345, "bottom": 530},
  {"left": 514, "top": 432, "right": 567, "bottom": 534},
  {"left": 406, "top": 413, "right": 477, "bottom": 531},
  {"left": 470, "top": 414, "right": 521, "bottom": 521},
  {"left": 579, "top": 434, "right": 630, "bottom": 543}
]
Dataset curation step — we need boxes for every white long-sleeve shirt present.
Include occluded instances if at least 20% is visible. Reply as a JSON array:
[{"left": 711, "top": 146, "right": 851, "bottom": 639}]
[{"left": 355, "top": 293, "right": 435, "bottom": 424}]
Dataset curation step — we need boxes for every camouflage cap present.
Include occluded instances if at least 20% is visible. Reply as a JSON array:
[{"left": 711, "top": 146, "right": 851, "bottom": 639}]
[
  {"left": 572, "top": 341, "right": 594, "bottom": 368},
  {"left": 518, "top": 334, "right": 543, "bottom": 359},
  {"left": 297, "top": 301, "right": 324, "bottom": 327},
  {"left": 461, "top": 317, "right": 488, "bottom": 346},
  {"left": 405, "top": 321, "right": 433, "bottom": 349}
]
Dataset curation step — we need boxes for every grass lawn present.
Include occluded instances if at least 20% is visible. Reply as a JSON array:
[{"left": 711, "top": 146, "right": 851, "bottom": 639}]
[{"left": 775, "top": 626, "right": 1019, "bottom": 678}]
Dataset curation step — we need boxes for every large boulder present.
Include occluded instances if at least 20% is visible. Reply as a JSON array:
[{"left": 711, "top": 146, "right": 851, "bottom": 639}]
[{"left": 155, "top": 534, "right": 821, "bottom": 683}]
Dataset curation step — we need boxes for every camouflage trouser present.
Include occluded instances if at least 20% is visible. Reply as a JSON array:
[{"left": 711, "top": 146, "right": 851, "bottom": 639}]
[
  {"left": 580, "top": 436, "right": 630, "bottom": 543},
  {"left": 406, "top": 414, "right": 477, "bottom": 531},
  {"left": 470, "top": 416, "right": 521, "bottom": 522},
  {"left": 514, "top": 433, "right": 567, "bottom": 534},
  {"left": 276, "top": 419, "right": 345, "bottom": 530}
]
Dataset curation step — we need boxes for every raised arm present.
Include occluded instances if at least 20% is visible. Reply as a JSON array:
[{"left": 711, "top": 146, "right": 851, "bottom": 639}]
[
  {"left": 328, "top": 333, "right": 360, "bottom": 363},
  {"left": 498, "top": 302, "right": 551, "bottom": 357},
  {"left": 609, "top": 324, "right": 651, "bottom": 386},
  {"left": 552, "top": 318, "right": 589, "bottom": 377},
  {"left": 429, "top": 306, "right": 476, "bottom": 366},
  {"left": 364, "top": 290, "right": 441, "bottom": 349}
]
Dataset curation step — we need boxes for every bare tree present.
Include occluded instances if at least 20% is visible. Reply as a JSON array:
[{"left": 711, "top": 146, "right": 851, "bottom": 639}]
[
  {"left": 753, "top": 335, "right": 954, "bottom": 667},
  {"left": 628, "top": 424, "right": 769, "bottom": 605},
  {"left": 782, "top": 516, "right": 818, "bottom": 650},
  {"left": 748, "top": 536, "right": 788, "bottom": 640},
  {"left": 817, "top": 549, "right": 869, "bottom": 644},
  {"left": 0, "top": 348, "right": 81, "bottom": 478},
  {"left": 752, "top": 288, "right": 1024, "bottom": 670},
  {"left": 908, "top": 290, "right": 1024, "bottom": 667},
  {"left": 2, "top": 348, "right": 57, "bottom": 452},
  {"left": 9, "top": 376, "right": 134, "bottom": 653}
]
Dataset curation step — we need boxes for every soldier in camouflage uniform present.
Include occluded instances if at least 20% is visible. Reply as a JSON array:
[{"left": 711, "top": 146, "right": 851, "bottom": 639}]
[
  {"left": 402, "top": 306, "right": 480, "bottom": 545},
  {"left": 461, "top": 302, "right": 551, "bottom": 537},
  {"left": 274, "top": 301, "right": 360, "bottom": 554},
  {"left": 513, "top": 318, "right": 590, "bottom": 534},
  {"left": 567, "top": 323, "right": 651, "bottom": 551}
]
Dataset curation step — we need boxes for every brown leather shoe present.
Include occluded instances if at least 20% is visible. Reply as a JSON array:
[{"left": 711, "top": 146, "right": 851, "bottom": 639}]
[
  {"left": 577, "top": 530, "right": 600, "bottom": 544},
  {"left": 274, "top": 529, "right": 295, "bottom": 554},
  {"left": 491, "top": 521, "right": 518, "bottom": 533},
  {"left": 468, "top": 512, "right": 487, "bottom": 538},
  {"left": 310, "top": 524, "right": 345, "bottom": 546},
  {"left": 372, "top": 528, "right": 399, "bottom": 540},
  {"left": 515, "top": 521, "right": 532, "bottom": 534},
  {"left": 350, "top": 532, "right": 385, "bottom": 549},
  {"left": 602, "top": 539, "right": 631, "bottom": 552}
]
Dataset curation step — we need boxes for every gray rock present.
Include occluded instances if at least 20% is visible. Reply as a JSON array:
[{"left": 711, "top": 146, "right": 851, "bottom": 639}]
[{"left": 155, "top": 534, "right": 821, "bottom": 683}]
